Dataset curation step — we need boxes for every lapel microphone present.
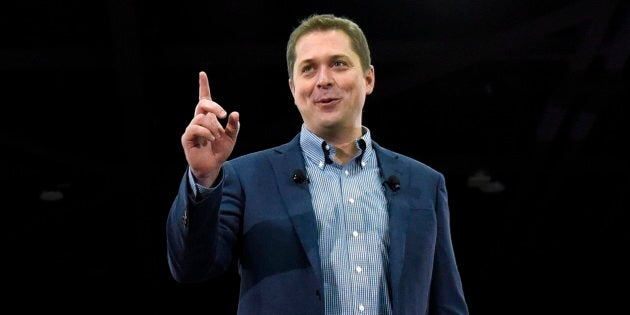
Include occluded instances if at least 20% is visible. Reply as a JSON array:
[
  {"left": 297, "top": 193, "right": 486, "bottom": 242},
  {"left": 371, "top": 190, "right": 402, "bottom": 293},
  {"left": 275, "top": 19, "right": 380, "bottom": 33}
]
[
  {"left": 384, "top": 175, "right": 401, "bottom": 192},
  {"left": 292, "top": 169, "right": 310, "bottom": 184}
]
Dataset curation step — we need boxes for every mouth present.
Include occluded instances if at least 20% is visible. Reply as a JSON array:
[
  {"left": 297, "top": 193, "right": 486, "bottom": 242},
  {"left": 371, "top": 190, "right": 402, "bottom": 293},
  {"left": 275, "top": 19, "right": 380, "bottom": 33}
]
[{"left": 315, "top": 97, "right": 340, "bottom": 106}]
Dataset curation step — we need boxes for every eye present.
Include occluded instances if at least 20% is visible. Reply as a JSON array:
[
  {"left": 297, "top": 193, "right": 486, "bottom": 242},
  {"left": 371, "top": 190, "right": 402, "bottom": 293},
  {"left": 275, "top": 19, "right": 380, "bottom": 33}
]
[
  {"left": 301, "top": 65, "right": 313, "bottom": 73},
  {"left": 332, "top": 60, "right": 347, "bottom": 67}
]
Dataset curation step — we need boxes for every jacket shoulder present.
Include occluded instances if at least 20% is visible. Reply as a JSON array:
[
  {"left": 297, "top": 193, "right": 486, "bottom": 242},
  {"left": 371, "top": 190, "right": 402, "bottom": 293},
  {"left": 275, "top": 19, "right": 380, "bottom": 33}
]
[{"left": 372, "top": 141, "right": 443, "bottom": 178}]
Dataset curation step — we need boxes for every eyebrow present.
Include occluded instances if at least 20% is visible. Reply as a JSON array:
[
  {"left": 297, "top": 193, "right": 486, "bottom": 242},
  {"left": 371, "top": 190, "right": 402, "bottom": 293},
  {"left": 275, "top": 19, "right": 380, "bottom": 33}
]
[{"left": 297, "top": 54, "right": 350, "bottom": 66}]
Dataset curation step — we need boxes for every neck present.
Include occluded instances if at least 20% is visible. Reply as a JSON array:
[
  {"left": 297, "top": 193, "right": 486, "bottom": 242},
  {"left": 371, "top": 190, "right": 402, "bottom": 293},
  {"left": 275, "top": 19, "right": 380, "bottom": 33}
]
[
  {"left": 332, "top": 140, "right": 358, "bottom": 165},
  {"left": 324, "top": 127, "right": 363, "bottom": 165},
  {"left": 316, "top": 124, "right": 362, "bottom": 145},
  {"left": 305, "top": 123, "right": 363, "bottom": 165}
]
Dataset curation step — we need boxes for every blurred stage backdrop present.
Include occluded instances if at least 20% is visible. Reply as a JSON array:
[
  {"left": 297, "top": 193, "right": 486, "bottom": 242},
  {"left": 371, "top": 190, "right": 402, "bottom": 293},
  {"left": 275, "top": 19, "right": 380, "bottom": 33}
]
[{"left": 2, "top": 1, "right": 628, "bottom": 313}]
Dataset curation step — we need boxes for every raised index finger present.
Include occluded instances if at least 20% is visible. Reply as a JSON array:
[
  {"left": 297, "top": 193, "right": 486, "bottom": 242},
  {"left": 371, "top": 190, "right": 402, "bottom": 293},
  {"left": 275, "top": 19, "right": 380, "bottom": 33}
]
[{"left": 198, "top": 71, "right": 212, "bottom": 101}]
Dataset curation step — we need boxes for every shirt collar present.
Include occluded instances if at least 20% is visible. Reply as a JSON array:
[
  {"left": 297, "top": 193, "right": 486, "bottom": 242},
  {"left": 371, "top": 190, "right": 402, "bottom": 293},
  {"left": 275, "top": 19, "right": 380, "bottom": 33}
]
[{"left": 299, "top": 124, "right": 374, "bottom": 169}]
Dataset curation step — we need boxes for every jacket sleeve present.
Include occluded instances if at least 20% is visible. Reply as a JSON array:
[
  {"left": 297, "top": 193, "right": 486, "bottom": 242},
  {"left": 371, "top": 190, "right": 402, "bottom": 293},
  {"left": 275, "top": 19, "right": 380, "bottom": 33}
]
[
  {"left": 166, "top": 166, "right": 239, "bottom": 283},
  {"left": 429, "top": 173, "right": 469, "bottom": 314}
]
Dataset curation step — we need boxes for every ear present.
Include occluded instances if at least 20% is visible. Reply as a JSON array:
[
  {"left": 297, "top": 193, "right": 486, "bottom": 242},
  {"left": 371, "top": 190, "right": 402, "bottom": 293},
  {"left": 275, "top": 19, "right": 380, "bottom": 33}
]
[
  {"left": 288, "top": 78, "right": 299, "bottom": 106},
  {"left": 288, "top": 77, "right": 295, "bottom": 95},
  {"left": 365, "top": 65, "right": 375, "bottom": 95}
]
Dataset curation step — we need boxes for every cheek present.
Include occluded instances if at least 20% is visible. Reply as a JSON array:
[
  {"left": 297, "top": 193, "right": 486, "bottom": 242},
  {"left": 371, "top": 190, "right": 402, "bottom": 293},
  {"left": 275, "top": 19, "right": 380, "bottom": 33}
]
[
  {"left": 292, "top": 87, "right": 308, "bottom": 107},
  {"left": 337, "top": 77, "right": 358, "bottom": 91},
  {"left": 294, "top": 84, "right": 311, "bottom": 100}
]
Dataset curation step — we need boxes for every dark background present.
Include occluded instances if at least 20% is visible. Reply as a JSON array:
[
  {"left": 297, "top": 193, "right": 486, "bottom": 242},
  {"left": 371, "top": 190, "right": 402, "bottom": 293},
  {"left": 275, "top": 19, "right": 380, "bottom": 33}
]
[{"left": 2, "top": 0, "right": 628, "bottom": 313}]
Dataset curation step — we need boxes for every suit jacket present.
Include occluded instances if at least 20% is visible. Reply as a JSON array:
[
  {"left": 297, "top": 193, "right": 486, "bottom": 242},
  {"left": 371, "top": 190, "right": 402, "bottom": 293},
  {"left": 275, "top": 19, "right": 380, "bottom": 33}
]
[{"left": 167, "top": 134, "right": 468, "bottom": 314}]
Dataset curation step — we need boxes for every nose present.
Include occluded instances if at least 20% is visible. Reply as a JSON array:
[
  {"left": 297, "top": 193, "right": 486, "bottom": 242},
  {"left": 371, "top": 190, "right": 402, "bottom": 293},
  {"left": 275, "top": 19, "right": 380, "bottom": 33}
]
[{"left": 316, "top": 68, "right": 333, "bottom": 88}]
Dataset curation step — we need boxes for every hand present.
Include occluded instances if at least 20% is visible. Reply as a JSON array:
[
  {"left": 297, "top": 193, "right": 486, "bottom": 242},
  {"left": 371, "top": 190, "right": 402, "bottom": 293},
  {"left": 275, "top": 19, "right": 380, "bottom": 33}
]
[{"left": 181, "top": 71, "right": 240, "bottom": 186}]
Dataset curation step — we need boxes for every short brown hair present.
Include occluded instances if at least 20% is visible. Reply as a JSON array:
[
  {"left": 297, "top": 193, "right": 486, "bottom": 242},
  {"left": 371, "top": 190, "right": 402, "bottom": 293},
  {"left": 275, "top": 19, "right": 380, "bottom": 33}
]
[{"left": 286, "top": 14, "right": 371, "bottom": 79}]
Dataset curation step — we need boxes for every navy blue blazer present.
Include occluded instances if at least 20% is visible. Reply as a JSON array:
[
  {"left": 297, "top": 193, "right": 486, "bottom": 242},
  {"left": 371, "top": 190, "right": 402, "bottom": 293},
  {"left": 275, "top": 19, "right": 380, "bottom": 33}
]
[{"left": 167, "top": 134, "right": 468, "bottom": 314}]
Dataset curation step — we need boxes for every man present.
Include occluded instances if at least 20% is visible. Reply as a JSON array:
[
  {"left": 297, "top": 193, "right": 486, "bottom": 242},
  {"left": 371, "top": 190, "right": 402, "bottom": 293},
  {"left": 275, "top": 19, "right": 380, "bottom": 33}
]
[{"left": 167, "top": 13, "right": 469, "bottom": 314}]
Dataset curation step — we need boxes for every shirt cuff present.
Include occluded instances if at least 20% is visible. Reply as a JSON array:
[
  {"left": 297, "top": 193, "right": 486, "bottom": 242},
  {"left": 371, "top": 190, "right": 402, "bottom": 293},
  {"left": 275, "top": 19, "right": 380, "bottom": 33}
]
[{"left": 187, "top": 167, "right": 220, "bottom": 199}]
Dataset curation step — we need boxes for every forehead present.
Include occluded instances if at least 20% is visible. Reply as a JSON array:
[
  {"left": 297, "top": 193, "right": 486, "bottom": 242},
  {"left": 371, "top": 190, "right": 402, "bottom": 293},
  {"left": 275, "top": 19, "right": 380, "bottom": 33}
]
[{"left": 294, "top": 30, "right": 354, "bottom": 60}]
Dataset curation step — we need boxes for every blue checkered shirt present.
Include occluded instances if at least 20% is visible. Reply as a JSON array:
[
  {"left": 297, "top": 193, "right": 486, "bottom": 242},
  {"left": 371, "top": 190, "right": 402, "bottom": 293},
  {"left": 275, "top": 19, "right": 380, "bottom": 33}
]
[{"left": 299, "top": 125, "right": 393, "bottom": 315}]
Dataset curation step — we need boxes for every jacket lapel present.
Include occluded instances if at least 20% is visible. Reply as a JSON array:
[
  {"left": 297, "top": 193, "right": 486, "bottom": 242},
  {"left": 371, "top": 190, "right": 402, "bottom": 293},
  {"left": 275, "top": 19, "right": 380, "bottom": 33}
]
[
  {"left": 269, "top": 136, "right": 323, "bottom": 282},
  {"left": 374, "top": 143, "right": 411, "bottom": 297}
]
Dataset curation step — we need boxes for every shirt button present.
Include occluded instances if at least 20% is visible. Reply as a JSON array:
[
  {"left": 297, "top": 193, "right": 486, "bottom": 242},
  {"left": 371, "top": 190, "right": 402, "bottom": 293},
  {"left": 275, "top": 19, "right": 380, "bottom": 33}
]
[
  {"left": 356, "top": 266, "right": 362, "bottom": 273},
  {"left": 352, "top": 231, "right": 359, "bottom": 237},
  {"left": 361, "top": 161, "right": 366, "bottom": 167},
  {"left": 348, "top": 198, "right": 355, "bottom": 204},
  {"left": 318, "top": 161, "right": 324, "bottom": 168},
  {"left": 344, "top": 170, "right": 349, "bottom": 176},
  {"left": 359, "top": 304, "right": 365, "bottom": 312}
]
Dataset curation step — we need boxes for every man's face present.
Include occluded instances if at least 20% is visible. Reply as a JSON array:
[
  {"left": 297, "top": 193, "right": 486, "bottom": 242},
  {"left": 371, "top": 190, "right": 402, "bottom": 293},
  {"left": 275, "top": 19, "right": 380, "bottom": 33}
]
[{"left": 289, "top": 30, "right": 374, "bottom": 136}]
